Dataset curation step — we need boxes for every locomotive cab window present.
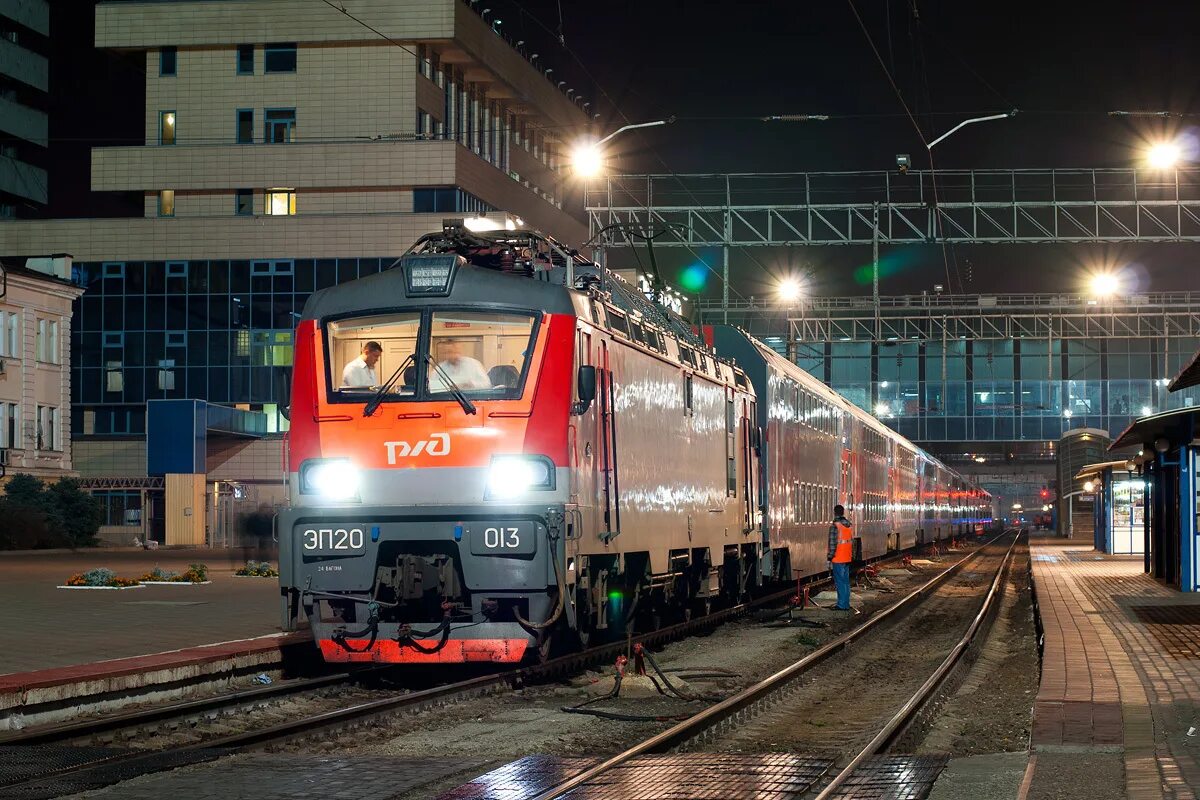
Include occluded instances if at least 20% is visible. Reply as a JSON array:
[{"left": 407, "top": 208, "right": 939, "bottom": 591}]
[
  {"left": 428, "top": 310, "right": 535, "bottom": 396},
  {"left": 324, "top": 309, "right": 536, "bottom": 403},
  {"left": 328, "top": 313, "right": 420, "bottom": 395}
]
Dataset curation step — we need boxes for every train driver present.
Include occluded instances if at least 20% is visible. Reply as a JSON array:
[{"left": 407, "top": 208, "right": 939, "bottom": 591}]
[
  {"left": 341, "top": 340, "right": 382, "bottom": 387},
  {"left": 430, "top": 338, "right": 491, "bottom": 391}
]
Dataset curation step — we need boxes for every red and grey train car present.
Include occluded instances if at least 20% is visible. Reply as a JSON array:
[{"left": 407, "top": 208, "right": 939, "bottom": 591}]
[{"left": 277, "top": 224, "right": 992, "bottom": 665}]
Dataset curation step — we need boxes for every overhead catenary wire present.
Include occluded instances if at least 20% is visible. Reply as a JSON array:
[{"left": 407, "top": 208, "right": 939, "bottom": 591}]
[{"left": 846, "top": 0, "right": 956, "bottom": 294}]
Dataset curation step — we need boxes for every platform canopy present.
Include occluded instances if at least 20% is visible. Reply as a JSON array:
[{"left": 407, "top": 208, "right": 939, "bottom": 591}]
[
  {"left": 1111, "top": 407, "right": 1200, "bottom": 451},
  {"left": 1168, "top": 344, "right": 1200, "bottom": 392},
  {"left": 1074, "top": 460, "right": 1134, "bottom": 482}
]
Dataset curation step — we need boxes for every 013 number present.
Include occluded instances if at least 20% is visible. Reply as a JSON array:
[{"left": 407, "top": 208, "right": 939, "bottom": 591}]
[
  {"left": 302, "top": 528, "right": 364, "bottom": 550},
  {"left": 483, "top": 527, "right": 520, "bottom": 549}
]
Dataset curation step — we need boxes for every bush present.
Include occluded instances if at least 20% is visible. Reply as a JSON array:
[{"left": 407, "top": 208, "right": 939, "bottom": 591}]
[
  {"left": 0, "top": 474, "right": 102, "bottom": 550},
  {"left": 236, "top": 560, "right": 279, "bottom": 578},
  {"left": 65, "top": 567, "right": 140, "bottom": 587}
]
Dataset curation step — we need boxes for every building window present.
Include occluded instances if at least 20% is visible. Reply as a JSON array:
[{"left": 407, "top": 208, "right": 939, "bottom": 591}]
[
  {"left": 237, "top": 44, "right": 254, "bottom": 74},
  {"left": 37, "top": 405, "right": 57, "bottom": 450},
  {"left": 0, "top": 311, "right": 7, "bottom": 357},
  {"left": 158, "top": 189, "right": 175, "bottom": 217},
  {"left": 160, "top": 46, "right": 177, "bottom": 76},
  {"left": 264, "top": 109, "right": 296, "bottom": 143},
  {"left": 102, "top": 262, "right": 124, "bottom": 278},
  {"left": 103, "top": 332, "right": 124, "bottom": 347},
  {"left": 264, "top": 43, "right": 297, "bottom": 73},
  {"left": 4, "top": 403, "right": 16, "bottom": 449},
  {"left": 93, "top": 491, "right": 143, "bottom": 526},
  {"left": 4, "top": 311, "right": 15, "bottom": 357},
  {"left": 236, "top": 109, "right": 253, "bottom": 143},
  {"left": 413, "top": 187, "right": 494, "bottom": 214},
  {"left": 265, "top": 189, "right": 296, "bottom": 216},
  {"left": 160, "top": 111, "right": 176, "bottom": 145},
  {"left": 250, "top": 260, "right": 294, "bottom": 275},
  {"left": 36, "top": 319, "right": 49, "bottom": 363},
  {"left": 236, "top": 189, "right": 253, "bottom": 215},
  {"left": 166, "top": 261, "right": 187, "bottom": 278}
]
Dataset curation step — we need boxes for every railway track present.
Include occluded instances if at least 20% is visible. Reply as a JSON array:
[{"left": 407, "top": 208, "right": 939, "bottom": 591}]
[
  {"left": 2, "top": 541, "right": 929, "bottom": 799},
  {"left": 518, "top": 530, "right": 1021, "bottom": 800}
]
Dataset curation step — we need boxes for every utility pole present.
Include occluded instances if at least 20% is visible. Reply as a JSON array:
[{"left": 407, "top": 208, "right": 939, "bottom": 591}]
[
  {"left": 723, "top": 175, "right": 731, "bottom": 323},
  {"left": 872, "top": 201, "right": 881, "bottom": 313}
]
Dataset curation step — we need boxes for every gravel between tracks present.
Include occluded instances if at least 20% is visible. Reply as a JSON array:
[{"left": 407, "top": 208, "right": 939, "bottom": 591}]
[
  {"left": 702, "top": 544, "right": 1011, "bottom": 760},
  {"left": 917, "top": 540, "right": 1038, "bottom": 756}
]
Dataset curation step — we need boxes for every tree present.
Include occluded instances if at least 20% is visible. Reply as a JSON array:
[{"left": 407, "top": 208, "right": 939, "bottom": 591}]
[
  {"left": 46, "top": 478, "right": 103, "bottom": 548},
  {"left": 0, "top": 474, "right": 101, "bottom": 549}
]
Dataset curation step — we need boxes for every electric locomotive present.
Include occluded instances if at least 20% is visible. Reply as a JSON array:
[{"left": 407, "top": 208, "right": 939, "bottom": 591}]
[{"left": 278, "top": 222, "right": 761, "bottom": 663}]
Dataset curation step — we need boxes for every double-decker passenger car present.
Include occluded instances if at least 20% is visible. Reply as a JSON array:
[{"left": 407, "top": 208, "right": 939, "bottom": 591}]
[{"left": 277, "top": 223, "right": 992, "bottom": 664}]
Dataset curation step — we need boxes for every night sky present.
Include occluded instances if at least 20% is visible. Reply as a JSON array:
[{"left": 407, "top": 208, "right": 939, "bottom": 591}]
[{"left": 48, "top": 1, "right": 1200, "bottom": 299}]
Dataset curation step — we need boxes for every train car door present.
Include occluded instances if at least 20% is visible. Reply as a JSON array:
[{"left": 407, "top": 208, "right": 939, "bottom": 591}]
[{"left": 598, "top": 339, "right": 620, "bottom": 538}]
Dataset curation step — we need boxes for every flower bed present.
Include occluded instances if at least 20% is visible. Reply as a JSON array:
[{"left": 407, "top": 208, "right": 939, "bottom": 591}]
[
  {"left": 234, "top": 560, "right": 279, "bottom": 578},
  {"left": 60, "top": 567, "right": 143, "bottom": 590},
  {"left": 138, "top": 564, "right": 210, "bottom": 585}
]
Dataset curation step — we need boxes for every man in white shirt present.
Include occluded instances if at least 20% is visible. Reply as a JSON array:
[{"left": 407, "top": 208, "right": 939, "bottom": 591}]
[
  {"left": 430, "top": 338, "right": 491, "bottom": 391},
  {"left": 341, "top": 341, "right": 382, "bottom": 387}
]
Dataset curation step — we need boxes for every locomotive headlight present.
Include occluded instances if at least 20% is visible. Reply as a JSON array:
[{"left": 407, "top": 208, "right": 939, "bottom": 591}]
[
  {"left": 486, "top": 455, "right": 555, "bottom": 499},
  {"left": 300, "top": 458, "right": 360, "bottom": 500}
]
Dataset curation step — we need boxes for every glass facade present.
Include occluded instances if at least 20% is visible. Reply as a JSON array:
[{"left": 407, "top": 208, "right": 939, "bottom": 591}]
[
  {"left": 776, "top": 337, "right": 1200, "bottom": 443},
  {"left": 71, "top": 257, "right": 398, "bottom": 436}
]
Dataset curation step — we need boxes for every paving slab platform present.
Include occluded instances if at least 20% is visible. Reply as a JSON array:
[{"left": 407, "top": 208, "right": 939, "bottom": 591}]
[
  {"left": 0, "top": 548, "right": 311, "bottom": 726},
  {"left": 0, "top": 548, "right": 286, "bottom": 676},
  {"left": 1023, "top": 541, "right": 1200, "bottom": 799}
]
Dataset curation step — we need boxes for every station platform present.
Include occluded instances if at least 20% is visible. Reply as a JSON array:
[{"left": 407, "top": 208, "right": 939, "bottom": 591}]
[
  {"left": 0, "top": 547, "right": 287, "bottom": 677},
  {"left": 1025, "top": 539, "right": 1200, "bottom": 799}
]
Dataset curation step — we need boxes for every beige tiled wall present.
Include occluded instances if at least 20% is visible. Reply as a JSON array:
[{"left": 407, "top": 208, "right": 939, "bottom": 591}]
[
  {"left": 207, "top": 436, "right": 286, "bottom": 482},
  {"left": 142, "top": 43, "right": 417, "bottom": 147}
]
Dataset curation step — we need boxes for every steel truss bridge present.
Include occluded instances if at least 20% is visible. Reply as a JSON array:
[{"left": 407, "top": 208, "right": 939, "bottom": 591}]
[
  {"left": 700, "top": 292, "right": 1200, "bottom": 345},
  {"left": 587, "top": 169, "right": 1200, "bottom": 248},
  {"left": 586, "top": 168, "right": 1200, "bottom": 316}
]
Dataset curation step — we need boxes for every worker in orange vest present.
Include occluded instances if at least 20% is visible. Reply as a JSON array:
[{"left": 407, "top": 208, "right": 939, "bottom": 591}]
[{"left": 827, "top": 504, "right": 854, "bottom": 611}]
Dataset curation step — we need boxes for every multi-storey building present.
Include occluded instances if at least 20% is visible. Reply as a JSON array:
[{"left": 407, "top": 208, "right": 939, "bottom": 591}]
[
  {"left": 0, "top": 0, "right": 49, "bottom": 217},
  {"left": 0, "top": 256, "right": 83, "bottom": 484},
  {"left": 0, "top": 0, "right": 591, "bottom": 541}
]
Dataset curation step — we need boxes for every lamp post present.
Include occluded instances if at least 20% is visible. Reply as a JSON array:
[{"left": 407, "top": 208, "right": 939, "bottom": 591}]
[{"left": 572, "top": 118, "right": 674, "bottom": 271}]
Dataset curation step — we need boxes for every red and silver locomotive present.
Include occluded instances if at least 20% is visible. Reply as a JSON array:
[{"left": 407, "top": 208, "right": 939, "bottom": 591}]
[{"left": 277, "top": 222, "right": 992, "bottom": 664}]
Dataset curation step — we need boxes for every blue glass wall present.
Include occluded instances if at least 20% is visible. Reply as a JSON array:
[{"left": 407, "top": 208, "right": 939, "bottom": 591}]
[
  {"left": 776, "top": 337, "right": 1200, "bottom": 442},
  {"left": 70, "top": 257, "right": 396, "bottom": 435}
]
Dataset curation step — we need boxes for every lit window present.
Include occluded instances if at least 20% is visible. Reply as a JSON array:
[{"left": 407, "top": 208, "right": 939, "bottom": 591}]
[
  {"left": 236, "top": 109, "right": 253, "bottom": 143},
  {"left": 236, "top": 189, "right": 253, "bottom": 215},
  {"left": 160, "top": 47, "right": 177, "bottom": 76},
  {"left": 160, "top": 111, "right": 176, "bottom": 145},
  {"left": 237, "top": 44, "right": 254, "bottom": 75},
  {"left": 264, "top": 43, "right": 297, "bottom": 73},
  {"left": 265, "top": 189, "right": 296, "bottom": 216},
  {"left": 264, "top": 109, "right": 296, "bottom": 143},
  {"left": 159, "top": 190, "right": 175, "bottom": 217}
]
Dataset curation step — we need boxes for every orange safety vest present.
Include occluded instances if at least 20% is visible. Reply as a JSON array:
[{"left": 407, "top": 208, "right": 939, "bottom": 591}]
[{"left": 833, "top": 521, "right": 854, "bottom": 564}]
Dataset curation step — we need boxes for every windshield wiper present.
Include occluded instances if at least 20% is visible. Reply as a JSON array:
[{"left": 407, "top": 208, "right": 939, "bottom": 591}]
[
  {"left": 426, "top": 354, "right": 478, "bottom": 415},
  {"left": 363, "top": 353, "right": 415, "bottom": 417}
]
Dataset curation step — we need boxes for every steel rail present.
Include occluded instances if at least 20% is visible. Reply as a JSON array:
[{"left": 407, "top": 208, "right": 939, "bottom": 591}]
[
  {"left": 525, "top": 530, "right": 1013, "bottom": 800},
  {"left": 812, "top": 532, "right": 1021, "bottom": 799},
  {"left": 0, "top": 672, "right": 355, "bottom": 746}
]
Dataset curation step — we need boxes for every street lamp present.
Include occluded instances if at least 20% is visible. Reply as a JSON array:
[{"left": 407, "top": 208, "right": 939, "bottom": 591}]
[
  {"left": 1147, "top": 140, "right": 1182, "bottom": 170},
  {"left": 569, "top": 118, "right": 674, "bottom": 178},
  {"left": 777, "top": 277, "right": 803, "bottom": 303},
  {"left": 1089, "top": 272, "right": 1121, "bottom": 297}
]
